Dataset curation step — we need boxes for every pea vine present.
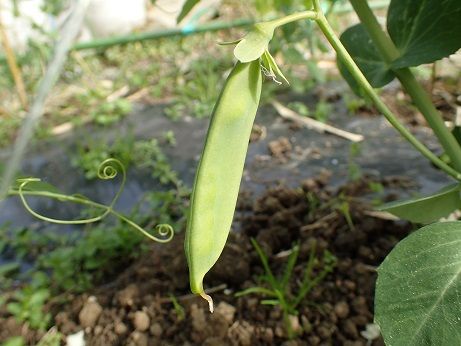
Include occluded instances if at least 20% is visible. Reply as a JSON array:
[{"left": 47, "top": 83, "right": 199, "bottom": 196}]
[{"left": 6, "top": 158, "right": 174, "bottom": 243}]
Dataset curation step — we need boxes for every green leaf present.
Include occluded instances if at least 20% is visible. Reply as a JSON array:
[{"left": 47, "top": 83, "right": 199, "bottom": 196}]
[
  {"left": 377, "top": 183, "right": 461, "bottom": 224},
  {"left": 234, "top": 23, "right": 277, "bottom": 63},
  {"left": 338, "top": 24, "right": 395, "bottom": 95},
  {"left": 235, "top": 286, "right": 276, "bottom": 297},
  {"left": 2, "top": 337, "right": 26, "bottom": 346},
  {"left": 12, "top": 179, "right": 61, "bottom": 194},
  {"left": 387, "top": 0, "right": 461, "bottom": 68},
  {"left": 375, "top": 221, "right": 461, "bottom": 345},
  {"left": 0, "top": 262, "right": 20, "bottom": 277},
  {"left": 177, "top": 0, "right": 200, "bottom": 23}
]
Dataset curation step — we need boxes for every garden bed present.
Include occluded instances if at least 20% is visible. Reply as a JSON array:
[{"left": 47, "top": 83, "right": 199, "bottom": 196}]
[{"left": 0, "top": 172, "right": 413, "bottom": 345}]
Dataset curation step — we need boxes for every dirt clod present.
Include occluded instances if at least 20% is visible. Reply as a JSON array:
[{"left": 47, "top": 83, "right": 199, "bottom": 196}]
[
  {"left": 116, "top": 284, "right": 140, "bottom": 307},
  {"left": 268, "top": 137, "right": 292, "bottom": 161},
  {"left": 78, "top": 297, "right": 103, "bottom": 328},
  {"left": 215, "top": 301, "right": 236, "bottom": 325}
]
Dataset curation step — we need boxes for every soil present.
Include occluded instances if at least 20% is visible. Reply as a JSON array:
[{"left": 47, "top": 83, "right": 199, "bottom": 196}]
[{"left": 0, "top": 172, "right": 413, "bottom": 346}]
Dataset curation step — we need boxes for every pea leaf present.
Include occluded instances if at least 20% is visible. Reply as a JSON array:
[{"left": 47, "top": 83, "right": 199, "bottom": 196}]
[
  {"left": 338, "top": 24, "right": 395, "bottom": 95},
  {"left": 377, "top": 183, "right": 461, "bottom": 224},
  {"left": 234, "top": 23, "right": 277, "bottom": 63},
  {"left": 12, "top": 179, "right": 61, "bottom": 194},
  {"left": 177, "top": 0, "right": 201, "bottom": 23},
  {"left": 375, "top": 221, "right": 461, "bottom": 345},
  {"left": 387, "top": 0, "right": 461, "bottom": 68}
]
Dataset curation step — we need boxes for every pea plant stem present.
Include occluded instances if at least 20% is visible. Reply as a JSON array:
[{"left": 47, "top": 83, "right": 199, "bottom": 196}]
[
  {"left": 271, "top": 10, "right": 318, "bottom": 27},
  {"left": 313, "top": 13, "right": 461, "bottom": 180},
  {"left": 349, "top": 0, "right": 461, "bottom": 173}
]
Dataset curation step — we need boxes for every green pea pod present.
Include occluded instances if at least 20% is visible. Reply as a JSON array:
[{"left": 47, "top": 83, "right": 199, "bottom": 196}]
[{"left": 185, "top": 60, "right": 262, "bottom": 312}]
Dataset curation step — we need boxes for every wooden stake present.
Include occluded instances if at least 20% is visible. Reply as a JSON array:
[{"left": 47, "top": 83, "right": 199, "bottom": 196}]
[{"left": 0, "top": 10, "right": 28, "bottom": 110}]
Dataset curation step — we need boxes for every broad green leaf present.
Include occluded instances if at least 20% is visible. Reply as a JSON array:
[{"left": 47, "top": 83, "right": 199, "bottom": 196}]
[
  {"left": 338, "top": 24, "right": 395, "bottom": 95},
  {"left": 234, "top": 23, "right": 277, "bottom": 63},
  {"left": 13, "top": 179, "right": 61, "bottom": 194},
  {"left": 177, "top": 0, "right": 200, "bottom": 23},
  {"left": 375, "top": 221, "right": 461, "bottom": 345},
  {"left": 387, "top": 0, "right": 461, "bottom": 68},
  {"left": 377, "top": 183, "right": 461, "bottom": 224}
]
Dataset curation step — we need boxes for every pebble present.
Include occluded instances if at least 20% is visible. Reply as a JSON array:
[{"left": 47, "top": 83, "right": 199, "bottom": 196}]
[
  {"left": 203, "top": 337, "right": 226, "bottom": 346},
  {"left": 269, "top": 306, "right": 282, "bottom": 319},
  {"left": 351, "top": 315, "right": 369, "bottom": 326},
  {"left": 129, "top": 331, "right": 148, "bottom": 346},
  {"left": 317, "top": 325, "right": 333, "bottom": 339},
  {"left": 115, "top": 322, "right": 128, "bottom": 335},
  {"left": 54, "top": 312, "right": 77, "bottom": 334},
  {"left": 344, "top": 341, "right": 363, "bottom": 346},
  {"left": 334, "top": 301, "right": 350, "bottom": 319},
  {"left": 301, "top": 315, "right": 313, "bottom": 333},
  {"left": 150, "top": 322, "right": 163, "bottom": 337},
  {"left": 260, "top": 327, "right": 274, "bottom": 343},
  {"left": 343, "top": 280, "right": 356, "bottom": 291},
  {"left": 342, "top": 319, "right": 359, "bottom": 339},
  {"left": 308, "top": 335, "right": 321, "bottom": 345},
  {"left": 78, "top": 296, "right": 103, "bottom": 328},
  {"left": 352, "top": 296, "right": 368, "bottom": 315},
  {"left": 133, "top": 311, "right": 150, "bottom": 332},
  {"left": 274, "top": 324, "right": 284, "bottom": 338},
  {"left": 94, "top": 325, "right": 103, "bottom": 335},
  {"left": 287, "top": 315, "right": 302, "bottom": 335}
]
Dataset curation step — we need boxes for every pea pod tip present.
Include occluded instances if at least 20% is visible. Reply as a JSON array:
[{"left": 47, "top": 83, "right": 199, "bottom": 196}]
[{"left": 200, "top": 292, "right": 214, "bottom": 313}]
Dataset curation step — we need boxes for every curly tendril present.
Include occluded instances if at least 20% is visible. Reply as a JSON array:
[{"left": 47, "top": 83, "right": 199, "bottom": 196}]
[{"left": 11, "top": 159, "right": 173, "bottom": 243}]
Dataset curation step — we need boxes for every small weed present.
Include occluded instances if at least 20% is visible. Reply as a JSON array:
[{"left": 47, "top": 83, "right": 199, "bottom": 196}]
[
  {"left": 91, "top": 99, "right": 132, "bottom": 126},
  {"left": 237, "top": 239, "right": 336, "bottom": 338},
  {"left": 132, "top": 139, "right": 180, "bottom": 186},
  {"left": 368, "top": 181, "right": 385, "bottom": 206},
  {"left": 314, "top": 100, "right": 333, "bottom": 123},
  {"left": 163, "top": 131, "right": 177, "bottom": 146},
  {"left": 306, "top": 191, "right": 321, "bottom": 217},
  {"left": 368, "top": 181, "right": 384, "bottom": 194},
  {"left": 165, "top": 56, "right": 228, "bottom": 119},
  {"left": 6, "top": 272, "right": 51, "bottom": 331},
  {"left": 348, "top": 142, "right": 362, "bottom": 181},
  {"left": 169, "top": 294, "right": 186, "bottom": 321},
  {"left": 38, "top": 222, "right": 145, "bottom": 292},
  {"left": 1, "top": 336, "right": 26, "bottom": 346},
  {"left": 335, "top": 195, "right": 355, "bottom": 231},
  {"left": 36, "top": 328, "right": 62, "bottom": 346},
  {"left": 72, "top": 136, "right": 180, "bottom": 186},
  {"left": 345, "top": 97, "right": 366, "bottom": 114},
  {"left": 288, "top": 101, "right": 310, "bottom": 117}
]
